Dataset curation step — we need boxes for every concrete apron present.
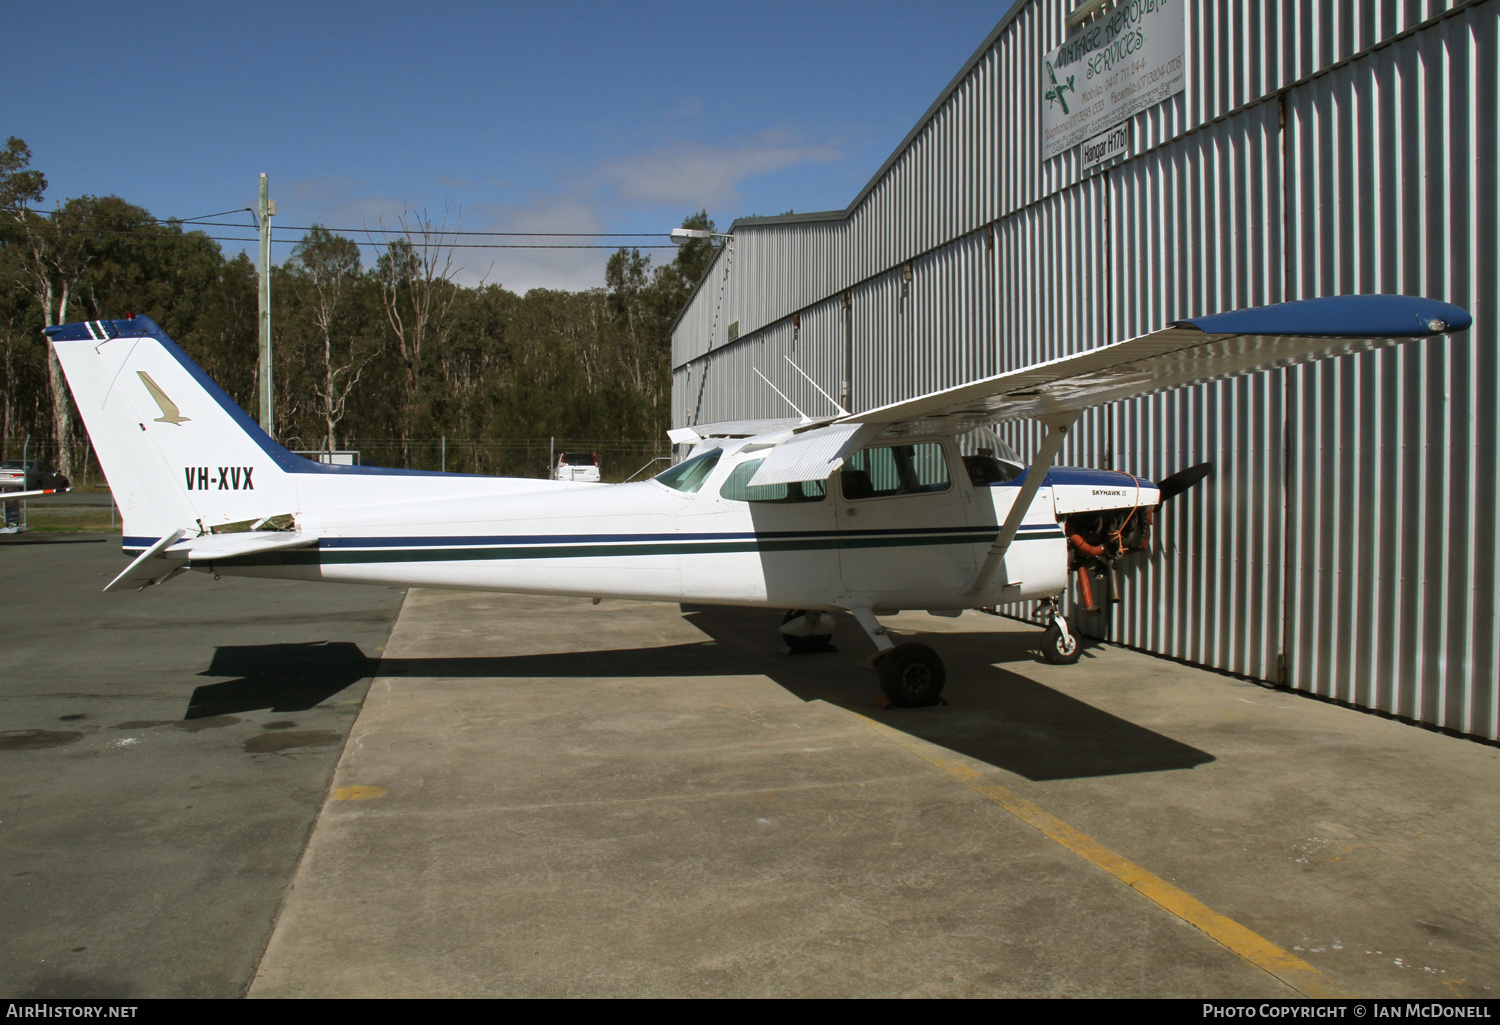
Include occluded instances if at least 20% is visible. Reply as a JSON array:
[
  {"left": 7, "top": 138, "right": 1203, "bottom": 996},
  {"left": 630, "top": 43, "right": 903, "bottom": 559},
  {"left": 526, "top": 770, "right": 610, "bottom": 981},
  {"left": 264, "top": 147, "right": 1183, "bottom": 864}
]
[{"left": 249, "top": 592, "right": 1499, "bottom": 999}]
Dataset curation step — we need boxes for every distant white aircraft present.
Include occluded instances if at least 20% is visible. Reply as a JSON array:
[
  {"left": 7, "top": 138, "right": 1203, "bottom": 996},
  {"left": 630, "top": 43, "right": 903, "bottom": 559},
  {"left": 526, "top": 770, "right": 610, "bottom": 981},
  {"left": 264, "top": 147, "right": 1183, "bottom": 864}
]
[{"left": 47, "top": 295, "right": 1470, "bottom": 706}]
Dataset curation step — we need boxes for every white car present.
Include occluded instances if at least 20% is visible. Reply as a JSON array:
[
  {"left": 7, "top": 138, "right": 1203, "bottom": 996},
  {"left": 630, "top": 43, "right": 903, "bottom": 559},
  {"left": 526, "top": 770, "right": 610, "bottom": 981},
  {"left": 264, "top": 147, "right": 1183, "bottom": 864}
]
[{"left": 553, "top": 452, "right": 600, "bottom": 483}]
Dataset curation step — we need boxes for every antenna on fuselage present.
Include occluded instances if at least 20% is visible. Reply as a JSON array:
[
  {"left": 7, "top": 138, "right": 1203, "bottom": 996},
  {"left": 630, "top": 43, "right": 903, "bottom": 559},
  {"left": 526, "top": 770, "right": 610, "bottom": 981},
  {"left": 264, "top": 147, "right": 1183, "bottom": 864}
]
[
  {"left": 753, "top": 368, "right": 808, "bottom": 420},
  {"left": 783, "top": 356, "right": 850, "bottom": 417}
]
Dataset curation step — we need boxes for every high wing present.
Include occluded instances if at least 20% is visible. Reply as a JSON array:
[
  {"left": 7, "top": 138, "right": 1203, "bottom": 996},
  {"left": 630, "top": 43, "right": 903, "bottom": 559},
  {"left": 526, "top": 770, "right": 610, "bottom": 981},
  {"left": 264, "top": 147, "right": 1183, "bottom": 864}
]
[{"left": 746, "top": 295, "right": 1470, "bottom": 487}]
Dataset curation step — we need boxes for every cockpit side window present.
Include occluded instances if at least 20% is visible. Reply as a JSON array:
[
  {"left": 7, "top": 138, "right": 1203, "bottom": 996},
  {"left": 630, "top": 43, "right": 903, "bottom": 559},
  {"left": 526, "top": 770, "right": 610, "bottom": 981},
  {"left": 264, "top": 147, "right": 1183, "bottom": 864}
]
[
  {"left": 963, "top": 448, "right": 1025, "bottom": 485},
  {"left": 719, "top": 459, "right": 827, "bottom": 503},
  {"left": 841, "top": 442, "right": 951, "bottom": 500},
  {"left": 654, "top": 449, "right": 723, "bottom": 493}
]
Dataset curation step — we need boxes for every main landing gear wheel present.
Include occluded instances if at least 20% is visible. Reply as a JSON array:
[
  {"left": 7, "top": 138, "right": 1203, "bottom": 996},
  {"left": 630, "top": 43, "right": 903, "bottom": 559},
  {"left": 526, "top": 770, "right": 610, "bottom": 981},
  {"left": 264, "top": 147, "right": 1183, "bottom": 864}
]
[
  {"left": 1041, "top": 621, "right": 1081, "bottom": 665},
  {"left": 780, "top": 609, "right": 835, "bottom": 654},
  {"left": 877, "top": 642, "right": 946, "bottom": 707}
]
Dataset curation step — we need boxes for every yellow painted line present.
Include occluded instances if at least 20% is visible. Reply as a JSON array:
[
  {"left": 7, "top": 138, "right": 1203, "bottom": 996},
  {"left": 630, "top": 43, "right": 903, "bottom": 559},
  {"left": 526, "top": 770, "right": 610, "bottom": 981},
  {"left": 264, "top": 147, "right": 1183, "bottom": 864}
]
[
  {"left": 851, "top": 712, "right": 1354, "bottom": 999},
  {"left": 333, "top": 785, "right": 387, "bottom": 800}
]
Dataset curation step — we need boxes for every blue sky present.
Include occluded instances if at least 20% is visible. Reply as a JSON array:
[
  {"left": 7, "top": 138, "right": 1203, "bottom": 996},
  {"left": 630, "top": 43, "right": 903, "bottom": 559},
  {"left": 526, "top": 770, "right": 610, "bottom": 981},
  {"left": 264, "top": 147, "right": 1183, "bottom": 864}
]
[{"left": 7, "top": 1, "right": 1014, "bottom": 292}]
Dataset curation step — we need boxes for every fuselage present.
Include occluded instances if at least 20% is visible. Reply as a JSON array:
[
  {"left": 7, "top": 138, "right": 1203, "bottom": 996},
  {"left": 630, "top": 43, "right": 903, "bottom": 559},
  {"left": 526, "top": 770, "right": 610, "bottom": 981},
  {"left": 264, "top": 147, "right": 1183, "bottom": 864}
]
[{"left": 196, "top": 437, "right": 1158, "bottom": 614}]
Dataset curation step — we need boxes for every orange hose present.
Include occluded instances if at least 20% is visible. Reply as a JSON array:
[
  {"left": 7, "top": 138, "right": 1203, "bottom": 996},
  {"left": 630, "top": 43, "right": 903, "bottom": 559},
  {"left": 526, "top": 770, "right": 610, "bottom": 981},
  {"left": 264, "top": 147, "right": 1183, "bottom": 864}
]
[
  {"left": 1069, "top": 533, "right": 1106, "bottom": 558},
  {"left": 1076, "top": 566, "right": 1098, "bottom": 611}
]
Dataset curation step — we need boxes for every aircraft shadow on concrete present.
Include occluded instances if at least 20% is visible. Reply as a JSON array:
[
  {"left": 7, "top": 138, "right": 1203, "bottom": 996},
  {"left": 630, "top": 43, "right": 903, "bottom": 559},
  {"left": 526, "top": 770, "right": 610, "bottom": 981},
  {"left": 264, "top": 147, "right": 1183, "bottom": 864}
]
[
  {"left": 186, "top": 641, "right": 747, "bottom": 719},
  {"left": 186, "top": 641, "right": 380, "bottom": 719},
  {"left": 184, "top": 614, "right": 1214, "bottom": 781},
  {"left": 680, "top": 604, "right": 1215, "bottom": 783}
]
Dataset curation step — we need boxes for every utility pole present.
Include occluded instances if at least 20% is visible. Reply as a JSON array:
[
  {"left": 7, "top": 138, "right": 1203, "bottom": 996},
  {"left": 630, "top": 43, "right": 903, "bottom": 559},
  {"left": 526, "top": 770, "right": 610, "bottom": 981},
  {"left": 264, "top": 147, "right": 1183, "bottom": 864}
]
[{"left": 257, "top": 173, "right": 276, "bottom": 433}]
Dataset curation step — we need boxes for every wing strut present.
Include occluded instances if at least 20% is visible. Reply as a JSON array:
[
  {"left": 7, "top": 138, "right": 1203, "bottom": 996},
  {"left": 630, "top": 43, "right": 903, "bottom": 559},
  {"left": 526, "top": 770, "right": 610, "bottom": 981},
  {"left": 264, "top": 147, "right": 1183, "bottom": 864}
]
[{"left": 965, "top": 413, "right": 1079, "bottom": 599}]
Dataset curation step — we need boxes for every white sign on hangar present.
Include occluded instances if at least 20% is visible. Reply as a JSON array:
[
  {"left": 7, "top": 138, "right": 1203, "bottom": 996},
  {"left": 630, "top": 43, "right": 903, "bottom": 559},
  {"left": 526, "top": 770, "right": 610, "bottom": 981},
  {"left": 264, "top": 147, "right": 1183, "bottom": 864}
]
[{"left": 1041, "top": 0, "right": 1186, "bottom": 162}]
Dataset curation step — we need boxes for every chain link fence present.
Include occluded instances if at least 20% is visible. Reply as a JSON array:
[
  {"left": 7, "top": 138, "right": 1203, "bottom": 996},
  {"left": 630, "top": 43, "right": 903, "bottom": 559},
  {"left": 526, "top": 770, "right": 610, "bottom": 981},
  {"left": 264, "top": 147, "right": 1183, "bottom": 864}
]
[
  {"left": 331, "top": 439, "right": 671, "bottom": 482},
  {"left": 4, "top": 435, "right": 675, "bottom": 491}
]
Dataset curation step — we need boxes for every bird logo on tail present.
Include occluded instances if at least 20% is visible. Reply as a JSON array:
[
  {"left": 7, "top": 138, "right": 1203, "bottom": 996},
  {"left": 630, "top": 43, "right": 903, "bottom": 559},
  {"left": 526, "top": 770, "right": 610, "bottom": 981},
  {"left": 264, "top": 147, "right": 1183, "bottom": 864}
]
[{"left": 137, "top": 371, "right": 190, "bottom": 425}]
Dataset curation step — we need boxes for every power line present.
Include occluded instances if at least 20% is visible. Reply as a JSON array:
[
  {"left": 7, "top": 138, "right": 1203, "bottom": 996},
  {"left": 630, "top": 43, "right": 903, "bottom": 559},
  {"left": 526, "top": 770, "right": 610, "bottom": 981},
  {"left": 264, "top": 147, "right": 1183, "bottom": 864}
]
[
  {"left": 18, "top": 207, "right": 676, "bottom": 238},
  {"left": 179, "top": 219, "right": 668, "bottom": 238},
  {"left": 5, "top": 220, "right": 676, "bottom": 249},
  {"left": 175, "top": 207, "right": 256, "bottom": 223}
]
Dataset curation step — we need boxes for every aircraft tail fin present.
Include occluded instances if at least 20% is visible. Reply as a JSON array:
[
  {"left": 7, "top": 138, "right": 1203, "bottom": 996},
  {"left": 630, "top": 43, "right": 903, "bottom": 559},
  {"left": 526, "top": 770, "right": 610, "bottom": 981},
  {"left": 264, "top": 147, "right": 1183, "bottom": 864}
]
[{"left": 46, "top": 316, "right": 302, "bottom": 544}]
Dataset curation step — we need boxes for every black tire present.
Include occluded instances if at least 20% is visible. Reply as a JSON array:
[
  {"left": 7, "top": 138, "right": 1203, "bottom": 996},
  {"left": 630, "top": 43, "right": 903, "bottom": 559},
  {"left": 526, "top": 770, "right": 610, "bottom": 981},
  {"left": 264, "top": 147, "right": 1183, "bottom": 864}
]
[
  {"left": 1041, "top": 621, "right": 1082, "bottom": 664},
  {"left": 878, "top": 643, "right": 945, "bottom": 707},
  {"left": 781, "top": 609, "right": 833, "bottom": 654}
]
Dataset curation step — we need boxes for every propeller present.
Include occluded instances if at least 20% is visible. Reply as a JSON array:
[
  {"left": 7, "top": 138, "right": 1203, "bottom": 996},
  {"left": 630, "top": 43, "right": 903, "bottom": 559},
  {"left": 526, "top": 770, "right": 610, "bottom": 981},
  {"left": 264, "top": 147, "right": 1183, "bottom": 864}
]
[{"left": 1156, "top": 461, "right": 1213, "bottom": 502}]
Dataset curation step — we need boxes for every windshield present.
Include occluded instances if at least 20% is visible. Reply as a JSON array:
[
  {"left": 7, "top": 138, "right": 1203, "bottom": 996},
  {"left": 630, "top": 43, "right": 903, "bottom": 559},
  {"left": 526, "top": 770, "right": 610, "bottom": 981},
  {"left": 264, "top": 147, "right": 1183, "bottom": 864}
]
[
  {"left": 654, "top": 449, "right": 722, "bottom": 493},
  {"left": 957, "top": 427, "right": 1025, "bottom": 485}
]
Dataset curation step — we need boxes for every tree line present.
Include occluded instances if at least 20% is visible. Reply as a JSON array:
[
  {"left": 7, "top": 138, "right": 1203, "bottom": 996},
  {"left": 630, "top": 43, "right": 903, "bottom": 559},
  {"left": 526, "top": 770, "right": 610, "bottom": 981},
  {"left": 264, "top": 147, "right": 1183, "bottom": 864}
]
[{"left": 0, "top": 136, "right": 717, "bottom": 481}]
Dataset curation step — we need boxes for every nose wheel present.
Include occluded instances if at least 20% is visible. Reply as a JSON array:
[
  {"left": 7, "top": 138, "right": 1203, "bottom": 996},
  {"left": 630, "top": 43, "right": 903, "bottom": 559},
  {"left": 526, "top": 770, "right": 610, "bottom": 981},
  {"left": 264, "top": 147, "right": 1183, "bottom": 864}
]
[{"left": 1035, "top": 599, "right": 1082, "bottom": 664}]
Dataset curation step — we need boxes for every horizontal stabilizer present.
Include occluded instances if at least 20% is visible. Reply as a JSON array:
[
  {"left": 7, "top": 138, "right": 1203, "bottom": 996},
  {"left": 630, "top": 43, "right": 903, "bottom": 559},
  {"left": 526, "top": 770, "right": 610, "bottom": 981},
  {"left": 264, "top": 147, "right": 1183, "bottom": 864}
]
[
  {"left": 0, "top": 488, "right": 71, "bottom": 501},
  {"left": 170, "top": 531, "right": 318, "bottom": 561},
  {"left": 104, "top": 529, "right": 187, "bottom": 592}
]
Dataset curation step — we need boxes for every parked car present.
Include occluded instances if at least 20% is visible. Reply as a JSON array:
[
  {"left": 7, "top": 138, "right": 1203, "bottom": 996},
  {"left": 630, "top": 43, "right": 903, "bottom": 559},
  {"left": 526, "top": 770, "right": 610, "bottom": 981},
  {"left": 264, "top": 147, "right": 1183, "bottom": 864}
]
[
  {"left": 553, "top": 452, "right": 601, "bottom": 483},
  {"left": 0, "top": 460, "right": 69, "bottom": 491}
]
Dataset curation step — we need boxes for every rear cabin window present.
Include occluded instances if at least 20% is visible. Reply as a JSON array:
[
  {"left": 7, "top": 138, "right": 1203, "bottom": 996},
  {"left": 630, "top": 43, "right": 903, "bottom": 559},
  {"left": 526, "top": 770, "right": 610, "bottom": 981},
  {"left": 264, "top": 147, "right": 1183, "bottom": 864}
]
[
  {"left": 654, "top": 449, "right": 723, "bottom": 493},
  {"left": 719, "top": 460, "right": 827, "bottom": 503},
  {"left": 841, "top": 442, "right": 951, "bottom": 500}
]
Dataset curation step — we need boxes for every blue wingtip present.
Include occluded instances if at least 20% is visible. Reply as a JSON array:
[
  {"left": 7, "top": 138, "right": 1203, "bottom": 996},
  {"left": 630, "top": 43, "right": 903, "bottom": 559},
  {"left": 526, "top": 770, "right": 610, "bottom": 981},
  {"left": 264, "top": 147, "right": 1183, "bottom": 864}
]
[{"left": 1179, "top": 295, "right": 1472, "bottom": 338}]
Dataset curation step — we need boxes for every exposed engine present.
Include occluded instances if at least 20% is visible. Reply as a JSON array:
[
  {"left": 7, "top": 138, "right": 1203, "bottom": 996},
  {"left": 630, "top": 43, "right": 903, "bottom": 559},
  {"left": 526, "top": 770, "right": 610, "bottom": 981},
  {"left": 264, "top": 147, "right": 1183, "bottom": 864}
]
[{"left": 1064, "top": 506, "right": 1154, "bottom": 612}]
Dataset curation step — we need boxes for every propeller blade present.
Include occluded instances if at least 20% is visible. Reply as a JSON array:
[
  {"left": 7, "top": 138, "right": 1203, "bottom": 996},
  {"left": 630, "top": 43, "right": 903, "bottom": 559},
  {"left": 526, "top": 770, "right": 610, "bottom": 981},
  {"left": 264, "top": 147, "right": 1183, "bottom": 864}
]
[{"left": 1157, "top": 461, "right": 1213, "bottom": 502}]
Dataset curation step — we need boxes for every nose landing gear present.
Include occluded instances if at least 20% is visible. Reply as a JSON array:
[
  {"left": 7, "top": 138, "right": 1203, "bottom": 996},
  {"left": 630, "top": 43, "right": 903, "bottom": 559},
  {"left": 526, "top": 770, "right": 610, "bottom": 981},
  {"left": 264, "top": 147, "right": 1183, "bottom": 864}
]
[{"left": 1035, "top": 597, "right": 1081, "bottom": 665}]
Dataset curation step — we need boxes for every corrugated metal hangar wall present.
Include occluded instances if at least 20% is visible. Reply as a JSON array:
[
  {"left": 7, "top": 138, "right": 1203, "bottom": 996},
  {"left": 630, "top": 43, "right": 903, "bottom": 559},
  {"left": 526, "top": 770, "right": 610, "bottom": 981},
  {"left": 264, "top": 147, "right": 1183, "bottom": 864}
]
[{"left": 669, "top": 0, "right": 1498, "bottom": 740}]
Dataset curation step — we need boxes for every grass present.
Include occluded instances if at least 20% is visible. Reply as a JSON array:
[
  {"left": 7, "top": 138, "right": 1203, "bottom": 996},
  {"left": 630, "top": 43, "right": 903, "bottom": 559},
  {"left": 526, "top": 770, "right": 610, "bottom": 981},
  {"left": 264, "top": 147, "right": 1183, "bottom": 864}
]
[{"left": 5, "top": 504, "right": 120, "bottom": 534}]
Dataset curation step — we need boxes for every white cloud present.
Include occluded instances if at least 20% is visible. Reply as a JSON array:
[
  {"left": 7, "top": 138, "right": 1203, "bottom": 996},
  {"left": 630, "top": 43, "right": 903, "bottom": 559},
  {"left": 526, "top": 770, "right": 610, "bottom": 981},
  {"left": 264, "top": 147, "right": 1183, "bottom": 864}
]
[
  {"left": 269, "top": 129, "right": 842, "bottom": 292},
  {"left": 593, "top": 130, "right": 840, "bottom": 210}
]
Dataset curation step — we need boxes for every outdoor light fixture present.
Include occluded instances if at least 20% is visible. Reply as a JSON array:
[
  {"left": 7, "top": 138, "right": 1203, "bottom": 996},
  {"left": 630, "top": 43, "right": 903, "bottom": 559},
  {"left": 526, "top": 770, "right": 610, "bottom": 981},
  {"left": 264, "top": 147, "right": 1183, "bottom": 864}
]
[{"left": 670, "top": 228, "right": 733, "bottom": 244}]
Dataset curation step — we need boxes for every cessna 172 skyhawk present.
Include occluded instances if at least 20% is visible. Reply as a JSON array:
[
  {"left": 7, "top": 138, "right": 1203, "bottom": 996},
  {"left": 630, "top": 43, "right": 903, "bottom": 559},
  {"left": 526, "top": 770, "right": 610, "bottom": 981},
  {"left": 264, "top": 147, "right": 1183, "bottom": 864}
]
[{"left": 45, "top": 294, "right": 1470, "bottom": 706}]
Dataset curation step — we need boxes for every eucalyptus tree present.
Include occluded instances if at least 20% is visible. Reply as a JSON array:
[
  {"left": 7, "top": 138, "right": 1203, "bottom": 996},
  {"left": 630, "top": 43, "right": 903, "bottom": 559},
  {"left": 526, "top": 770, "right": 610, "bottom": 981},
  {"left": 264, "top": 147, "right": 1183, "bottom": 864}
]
[
  {"left": 371, "top": 209, "right": 462, "bottom": 465},
  {"left": 286, "top": 226, "right": 372, "bottom": 454}
]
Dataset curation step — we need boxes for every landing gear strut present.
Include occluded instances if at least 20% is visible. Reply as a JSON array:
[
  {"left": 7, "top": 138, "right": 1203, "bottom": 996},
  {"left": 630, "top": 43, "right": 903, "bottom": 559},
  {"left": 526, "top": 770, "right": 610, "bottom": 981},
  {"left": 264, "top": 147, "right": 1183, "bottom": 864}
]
[
  {"left": 1035, "top": 598, "right": 1081, "bottom": 665},
  {"left": 847, "top": 607, "right": 946, "bottom": 707}
]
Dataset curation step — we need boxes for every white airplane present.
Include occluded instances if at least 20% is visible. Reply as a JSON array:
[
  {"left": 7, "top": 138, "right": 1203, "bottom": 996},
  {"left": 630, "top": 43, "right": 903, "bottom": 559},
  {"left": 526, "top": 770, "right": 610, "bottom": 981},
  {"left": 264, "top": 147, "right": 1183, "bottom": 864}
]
[{"left": 46, "top": 295, "right": 1470, "bottom": 706}]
